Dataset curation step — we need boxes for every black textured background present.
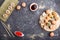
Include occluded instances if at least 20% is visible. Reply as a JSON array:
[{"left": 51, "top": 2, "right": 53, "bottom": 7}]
[{"left": 0, "top": 0, "right": 60, "bottom": 40}]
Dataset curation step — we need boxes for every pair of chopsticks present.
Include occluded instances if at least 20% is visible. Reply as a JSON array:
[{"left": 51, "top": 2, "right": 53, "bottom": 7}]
[{"left": 1, "top": 21, "right": 15, "bottom": 37}]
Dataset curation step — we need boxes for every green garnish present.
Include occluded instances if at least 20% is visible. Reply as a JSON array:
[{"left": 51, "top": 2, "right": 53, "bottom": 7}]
[
  {"left": 50, "top": 16, "right": 53, "bottom": 19},
  {"left": 47, "top": 22, "right": 51, "bottom": 27}
]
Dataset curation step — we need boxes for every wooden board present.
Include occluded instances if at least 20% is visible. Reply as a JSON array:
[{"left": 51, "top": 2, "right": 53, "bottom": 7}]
[{"left": 0, "top": 0, "right": 18, "bottom": 22}]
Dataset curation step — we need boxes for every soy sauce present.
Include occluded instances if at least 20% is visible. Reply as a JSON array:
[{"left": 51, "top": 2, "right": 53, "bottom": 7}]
[{"left": 31, "top": 4, "right": 37, "bottom": 10}]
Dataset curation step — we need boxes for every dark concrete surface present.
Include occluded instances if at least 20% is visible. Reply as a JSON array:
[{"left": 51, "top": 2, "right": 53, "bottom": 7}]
[{"left": 0, "top": 0, "right": 60, "bottom": 40}]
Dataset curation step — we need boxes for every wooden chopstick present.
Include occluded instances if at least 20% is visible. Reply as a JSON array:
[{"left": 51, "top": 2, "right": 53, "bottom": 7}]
[{"left": 1, "top": 21, "right": 15, "bottom": 37}]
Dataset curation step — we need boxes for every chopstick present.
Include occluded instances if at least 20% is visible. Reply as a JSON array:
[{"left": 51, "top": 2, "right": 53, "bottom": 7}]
[{"left": 1, "top": 21, "right": 15, "bottom": 37}]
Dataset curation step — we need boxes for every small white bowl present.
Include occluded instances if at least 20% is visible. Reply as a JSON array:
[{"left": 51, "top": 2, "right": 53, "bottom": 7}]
[{"left": 30, "top": 3, "right": 38, "bottom": 11}]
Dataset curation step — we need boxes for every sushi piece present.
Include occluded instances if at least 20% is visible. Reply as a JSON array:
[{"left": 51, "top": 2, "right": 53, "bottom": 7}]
[
  {"left": 51, "top": 20, "right": 56, "bottom": 25},
  {"left": 49, "top": 32, "right": 55, "bottom": 37},
  {"left": 45, "top": 9, "right": 52, "bottom": 14}
]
